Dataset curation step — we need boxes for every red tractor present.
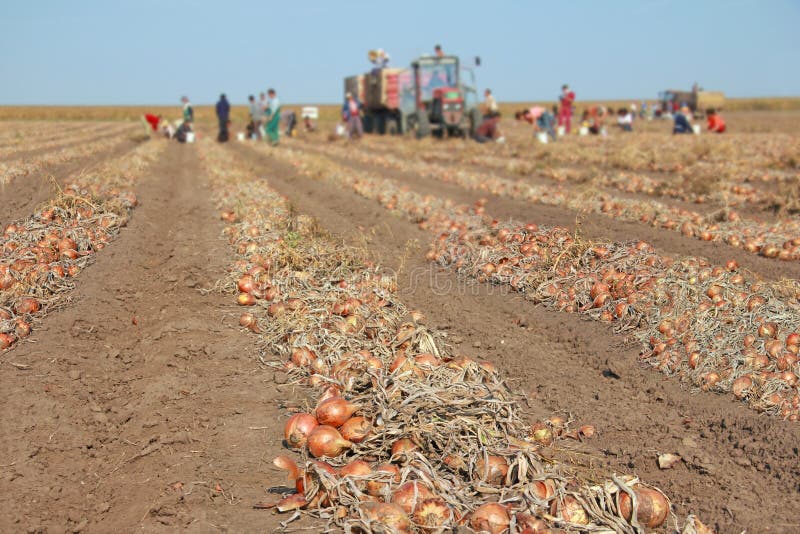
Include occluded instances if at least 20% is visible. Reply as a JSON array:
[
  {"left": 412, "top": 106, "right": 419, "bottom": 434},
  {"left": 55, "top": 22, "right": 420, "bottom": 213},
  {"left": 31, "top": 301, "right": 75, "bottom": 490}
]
[{"left": 344, "top": 54, "right": 481, "bottom": 138}]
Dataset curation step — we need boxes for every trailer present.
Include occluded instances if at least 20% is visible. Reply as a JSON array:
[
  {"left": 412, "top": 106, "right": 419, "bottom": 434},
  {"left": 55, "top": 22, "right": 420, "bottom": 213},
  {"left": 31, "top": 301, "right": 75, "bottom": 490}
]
[{"left": 344, "top": 54, "right": 481, "bottom": 138}]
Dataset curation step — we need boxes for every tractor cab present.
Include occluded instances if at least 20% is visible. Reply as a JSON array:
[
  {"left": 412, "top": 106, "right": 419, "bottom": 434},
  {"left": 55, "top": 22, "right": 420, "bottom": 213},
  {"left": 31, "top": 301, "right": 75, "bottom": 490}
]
[{"left": 402, "top": 55, "right": 480, "bottom": 137}]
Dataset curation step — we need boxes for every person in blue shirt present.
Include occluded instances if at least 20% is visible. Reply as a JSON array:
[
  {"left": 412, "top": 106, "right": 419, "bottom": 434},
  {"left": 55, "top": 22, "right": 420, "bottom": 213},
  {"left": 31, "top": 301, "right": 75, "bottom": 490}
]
[
  {"left": 215, "top": 94, "right": 230, "bottom": 142},
  {"left": 673, "top": 106, "right": 694, "bottom": 134}
]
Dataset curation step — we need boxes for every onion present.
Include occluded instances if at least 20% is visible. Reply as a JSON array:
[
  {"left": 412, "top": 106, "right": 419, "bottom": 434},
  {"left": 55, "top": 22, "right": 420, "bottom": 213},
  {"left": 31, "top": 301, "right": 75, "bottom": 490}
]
[
  {"left": 391, "top": 481, "right": 435, "bottom": 514},
  {"left": 551, "top": 495, "right": 589, "bottom": 524},
  {"left": 474, "top": 455, "right": 509, "bottom": 486},
  {"left": 307, "top": 425, "right": 352, "bottom": 458},
  {"left": 15, "top": 297, "right": 40, "bottom": 315},
  {"left": 284, "top": 413, "right": 319, "bottom": 449},
  {"left": 366, "top": 463, "right": 401, "bottom": 497},
  {"left": 469, "top": 503, "right": 510, "bottom": 534},
  {"left": 238, "top": 312, "right": 259, "bottom": 332},
  {"left": 339, "top": 459, "right": 372, "bottom": 478},
  {"left": 0, "top": 273, "right": 15, "bottom": 290},
  {"left": 618, "top": 486, "right": 669, "bottom": 528},
  {"left": 339, "top": 416, "right": 372, "bottom": 443},
  {"left": 413, "top": 498, "right": 453, "bottom": 533},
  {"left": 531, "top": 479, "right": 556, "bottom": 501},
  {"left": 578, "top": 424, "right": 596, "bottom": 439},
  {"left": 237, "top": 274, "right": 255, "bottom": 293},
  {"left": 291, "top": 347, "right": 315, "bottom": 367},
  {"left": 237, "top": 293, "right": 256, "bottom": 306},
  {"left": 514, "top": 512, "right": 549, "bottom": 533},
  {"left": 391, "top": 437, "right": 420, "bottom": 463},
  {"left": 318, "top": 385, "right": 343, "bottom": 403},
  {"left": 0, "top": 333, "right": 16, "bottom": 350},
  {"left": 314, "top": 396, "right": 359, "bottom": 427},
  {"left": 359, "top": 502, "right": 413, "bottom": 534}
]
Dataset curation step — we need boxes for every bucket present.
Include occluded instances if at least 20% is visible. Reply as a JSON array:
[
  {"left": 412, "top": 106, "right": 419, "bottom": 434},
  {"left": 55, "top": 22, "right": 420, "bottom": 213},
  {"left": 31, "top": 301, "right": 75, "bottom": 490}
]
[
  {"left": 186, "top": 132, "right": 195, "bottom": 143},
  {"left": 578, "top": 126, "right": 589, "bottom": 136},
  {"left": 536, "top": 132, "right": 549, "bottom": 144},
  {"left": 556, "top": 126, "right": 566, "bottom": 137},
  {"left": 237, "top": 132, "right": 245, "bottom": 142},
  {"left": 692, "top": 124, "right": 701, "bottom": 135}
]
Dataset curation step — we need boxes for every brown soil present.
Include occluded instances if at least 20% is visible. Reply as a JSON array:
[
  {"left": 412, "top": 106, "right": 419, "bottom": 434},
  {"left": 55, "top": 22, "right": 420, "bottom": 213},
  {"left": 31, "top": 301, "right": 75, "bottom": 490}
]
[
  {"left": 232, "top": 141, "right": 800, "bottom": 534},
  {"left": 0, "top": 136, "right": 798, "bottom": 534}
]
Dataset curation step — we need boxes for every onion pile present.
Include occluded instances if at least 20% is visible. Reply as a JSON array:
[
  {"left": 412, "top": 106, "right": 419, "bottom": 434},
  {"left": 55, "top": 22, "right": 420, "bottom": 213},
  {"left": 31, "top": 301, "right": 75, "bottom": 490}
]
[
  {"left": 198, "top": 139, "right": 709, "bottom": 533},
  {"left": 304, "top": 138, "right": 800, "bottom": 261},
  {"left": 0, "top": 141, "right": 164, "bottom": 352},
  {"left": 0, "top": 126, "right": 135, "bottom": 188}
]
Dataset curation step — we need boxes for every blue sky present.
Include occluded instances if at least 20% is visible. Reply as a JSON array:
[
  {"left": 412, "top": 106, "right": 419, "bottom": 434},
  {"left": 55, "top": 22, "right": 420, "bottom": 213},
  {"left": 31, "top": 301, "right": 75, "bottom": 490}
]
[{"left": 0, "top": 0, "right": 797, "bottom": 105}]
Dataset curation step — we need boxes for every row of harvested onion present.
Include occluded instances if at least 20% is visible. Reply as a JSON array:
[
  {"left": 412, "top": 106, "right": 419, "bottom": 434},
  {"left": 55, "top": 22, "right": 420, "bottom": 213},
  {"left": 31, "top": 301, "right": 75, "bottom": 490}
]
[
  {"left": 354, "top": 131, "right": 799, "bottom": 188},
  {"left": 0, "top": 140, "right": 164, "bottom": 351},
  {"left": 200, "top": 138, "right": 713, "bottom": 532},
  {"left": 0, "top": 126, "right": 135, "bottom": 188},
  {"left": 256, "top": 142, "right": 800, "bottom": 421},
  {"left": 299, "top": 138, "right": 800, "bottom": 261},
  {"left": 0, "top": 122, "right": 136, "bottom": 160}
]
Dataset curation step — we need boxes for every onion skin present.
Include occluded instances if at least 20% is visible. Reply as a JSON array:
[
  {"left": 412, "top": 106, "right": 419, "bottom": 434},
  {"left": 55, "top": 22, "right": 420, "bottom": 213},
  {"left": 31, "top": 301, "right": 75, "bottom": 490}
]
[
  {"left": 366, "top": 463, "right": 401, "bottom": 497},
  {"left": 474, "top": 455, "right": 509, "bottom": 486},
  {"left": 15, "top": 297, "right": 40, "bottom": 315},
  {"left": 306, "top": 425, "right": 352, "bottom": 458},
  {"left": 551, "top": 495, "right": 589, "bottom": 525},
  {"left": 514, "top": 512, "right": 549, "bottom": 533},
  {"left": 314, "top": 396, "right": 359, "bottom": 427},
  {"left": 339, "top": 416, "right": 372, "bottom": 443},
  {"left": 469, "top": 503, "right": 510, "bottom": 534},
  {"left": 391, "top": 481, "right": 435, "bottom": 514},
  {"left": 359, "top": 502, "right": 413, "bottom": 534},
  {"left": 413, "top": 498, "right": 454, "bottom": 533},
  {"left": 390, "top": 437, "right": 420, "bottom": 463},
  {"left": 618, "top": 486, "right": 669, "bottom": 528},
  {"left": 284, "top": 413, "right": 319, "bottom": 449},
  {"left": 0, "top": 333, "right": 16, "bottom": 350}
]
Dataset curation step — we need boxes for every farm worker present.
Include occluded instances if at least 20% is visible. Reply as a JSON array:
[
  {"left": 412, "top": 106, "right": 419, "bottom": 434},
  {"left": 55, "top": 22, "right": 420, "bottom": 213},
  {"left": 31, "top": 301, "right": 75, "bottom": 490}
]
[
  {"left": 181, "top": 96, "right": 194, "bottom": 123},
  {"left": 472, "top": 116, "right": 505, "bottom": 144},
  {"left": 515, "top": 106, "right": 556, "bottom": 141},
  {"left": 215, "top": 94, "right": 230, "bottom": 142},
  {"left": 342, "top": 92, "right": 363, "bottom": 139},
  {"left": 248, "top": 95, "right": 262, "bottom": 140},
  {"left": 617, "top": 108, "right": 633, "bottom": 132},
  {"left": 483, "top": 89, "right": 499, "bottom": 119},
  {"left": 264, "top": 88, "right": 282, "bottom": 146},
  {"left": 283, "top": 110, "right": 297, "bottom": 137},
  {"left": 143, "top": 113, "right": 161, "bottom": 132},
  {"left": 434, "top": 44, "right": 444, "bottom": 57},
  {"left": 369, "top": 48, "right": 390, "bottom": 73},
  {"left": 672, "top": 106, "right": 694, "bottom": 134},
  {"left": 558, "top": 84, "right": 575, "bottom": 134},
  {"left": 706, "top": 109, "right": 726, "bottom": 133},
  {"left": 258, "top": 93, "right": 269, "bottom": 137}
]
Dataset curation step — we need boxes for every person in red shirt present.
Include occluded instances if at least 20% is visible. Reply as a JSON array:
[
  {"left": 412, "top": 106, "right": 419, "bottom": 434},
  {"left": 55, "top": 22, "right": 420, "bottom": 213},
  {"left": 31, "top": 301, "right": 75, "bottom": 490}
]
[
  {"left": 706, "top": 109, "right": 726, "bottom": 133},
  {"left": 143, "top": 113, "right": 161, "bottom": 131},
  {"left": 558, "top": 84, "right": 575, "bottom": 134}
]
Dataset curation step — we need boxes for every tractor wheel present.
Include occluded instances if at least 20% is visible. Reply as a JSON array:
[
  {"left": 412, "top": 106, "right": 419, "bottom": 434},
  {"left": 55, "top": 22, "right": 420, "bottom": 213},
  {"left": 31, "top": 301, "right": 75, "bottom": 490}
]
[
  {"left": 386, "top": 117, "right": 399, "bottom": 135},
  {"left": 415, "top": 111, "right": 431, "bottom": 139}
]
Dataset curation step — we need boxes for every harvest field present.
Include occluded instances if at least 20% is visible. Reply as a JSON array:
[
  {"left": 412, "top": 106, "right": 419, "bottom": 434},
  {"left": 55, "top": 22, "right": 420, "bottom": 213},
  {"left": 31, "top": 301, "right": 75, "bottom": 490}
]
[{"left": 1, "top": 111, "right": 799, "bottom": 534}]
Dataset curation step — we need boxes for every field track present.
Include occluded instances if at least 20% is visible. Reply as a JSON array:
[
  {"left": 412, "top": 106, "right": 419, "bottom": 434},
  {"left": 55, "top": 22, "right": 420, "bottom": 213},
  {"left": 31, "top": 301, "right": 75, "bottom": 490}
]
[{"left": 1, "top": 118, "right": 799, "bottom": 533}]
